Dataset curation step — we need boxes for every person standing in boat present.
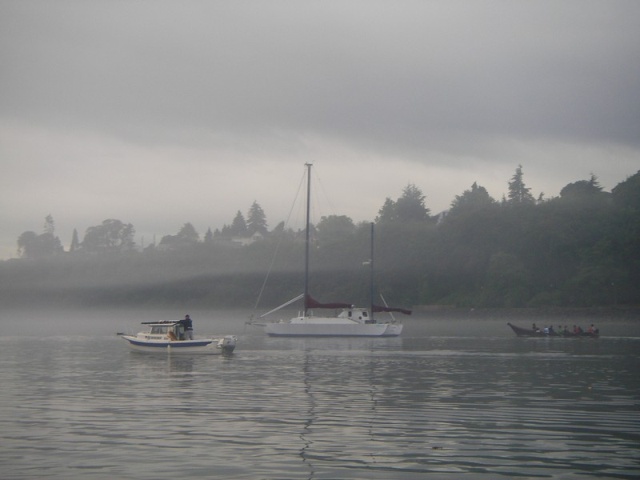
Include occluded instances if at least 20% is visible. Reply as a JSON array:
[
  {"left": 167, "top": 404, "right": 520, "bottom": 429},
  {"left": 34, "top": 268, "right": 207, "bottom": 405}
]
[{"left": 182, "top": 314, "right": 194, "bottom": 340}]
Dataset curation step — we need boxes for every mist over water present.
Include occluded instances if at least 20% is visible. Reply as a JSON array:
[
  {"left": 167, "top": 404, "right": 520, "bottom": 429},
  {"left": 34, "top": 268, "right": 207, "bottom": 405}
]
[{"left": 1, "top": 309, "right": 639, "bottom": 479}]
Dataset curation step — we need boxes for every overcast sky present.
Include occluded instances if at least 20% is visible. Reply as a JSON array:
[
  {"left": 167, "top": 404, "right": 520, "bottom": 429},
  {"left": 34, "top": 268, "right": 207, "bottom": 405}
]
[{"left": 1, "top": 1, "right": 638, "bottom": 259}]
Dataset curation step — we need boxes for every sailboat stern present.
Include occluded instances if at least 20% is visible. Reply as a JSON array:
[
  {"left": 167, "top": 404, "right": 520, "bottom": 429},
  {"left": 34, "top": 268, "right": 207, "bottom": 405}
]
[{"left": 382, "top": 323, "right": 403, "bottom": 336}]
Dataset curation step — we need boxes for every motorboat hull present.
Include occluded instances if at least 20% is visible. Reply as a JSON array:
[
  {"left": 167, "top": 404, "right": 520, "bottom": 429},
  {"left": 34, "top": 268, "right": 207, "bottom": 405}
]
[{"left": 122, "top": 335, "right": 237, "bottom": 354}]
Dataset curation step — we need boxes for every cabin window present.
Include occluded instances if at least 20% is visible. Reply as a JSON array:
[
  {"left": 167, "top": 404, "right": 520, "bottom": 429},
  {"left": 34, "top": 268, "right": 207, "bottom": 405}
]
[
  {"left": 362, "top": 312, "right": 368, "bottom": 317},
  {"left": 150, "top": 326, "right": 168, "bottom": 334}
]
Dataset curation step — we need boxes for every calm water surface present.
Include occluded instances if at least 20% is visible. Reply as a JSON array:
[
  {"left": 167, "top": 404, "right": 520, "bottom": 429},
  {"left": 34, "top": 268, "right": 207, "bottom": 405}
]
[{"left": 0, "top": 309, "right": 639, "bottom": 479}]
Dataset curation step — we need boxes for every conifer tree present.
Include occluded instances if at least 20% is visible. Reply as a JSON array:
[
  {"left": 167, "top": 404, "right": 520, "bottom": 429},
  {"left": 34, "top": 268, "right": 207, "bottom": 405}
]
[
  {"left": 508, "top": 165, "right": 535, "bottom": 205},
  {"left": 230, "top": 211, "right": 247, "bottom": 236},
  {"left": 70, "top": 228, "right": 80, "bottom": 252},
  {"left": 246, "top": 201, "right": 268, "bottom": 235}
]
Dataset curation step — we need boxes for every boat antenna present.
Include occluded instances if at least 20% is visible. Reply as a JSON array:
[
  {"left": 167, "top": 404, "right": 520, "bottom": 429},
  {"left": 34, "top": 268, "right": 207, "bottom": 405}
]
[{"left": 304, "top": 163, "right": 312, "bottom": 317}]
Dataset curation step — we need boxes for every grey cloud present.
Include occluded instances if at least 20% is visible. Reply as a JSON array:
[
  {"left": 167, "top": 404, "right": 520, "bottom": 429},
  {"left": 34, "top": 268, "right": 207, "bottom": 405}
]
[
  {"left": 2, "top": 1, "right": 638, "bottom": 156},
  {"left": 1, "top": 1, "right": 639, "bottom": 259}
]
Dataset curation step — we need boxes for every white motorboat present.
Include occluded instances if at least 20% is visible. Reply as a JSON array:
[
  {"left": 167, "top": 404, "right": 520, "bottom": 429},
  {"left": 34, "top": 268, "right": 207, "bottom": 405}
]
[
  {"left": 121, "top": 321, "right": 237, "bottom": 354},
  {"left": 258, "top": 163, "right": 410, "bottom": 337}
]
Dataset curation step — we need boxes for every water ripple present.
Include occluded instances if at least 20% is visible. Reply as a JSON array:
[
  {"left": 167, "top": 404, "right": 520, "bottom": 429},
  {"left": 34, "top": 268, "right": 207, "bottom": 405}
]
[{"left": 0, "top": 324, "right": 639, "bottom": 479}]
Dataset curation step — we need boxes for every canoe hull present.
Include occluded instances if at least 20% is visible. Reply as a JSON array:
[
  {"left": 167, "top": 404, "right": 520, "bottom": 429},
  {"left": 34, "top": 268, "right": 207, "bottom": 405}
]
[{"left": 507, "top": 323, "right": 599, "bottom": 338}]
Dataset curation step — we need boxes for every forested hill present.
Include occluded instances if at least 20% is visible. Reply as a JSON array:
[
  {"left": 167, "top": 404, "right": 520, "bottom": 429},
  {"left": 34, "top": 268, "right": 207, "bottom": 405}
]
[{"left": 2, "top": 170, "right": 639, "bottom": 310}]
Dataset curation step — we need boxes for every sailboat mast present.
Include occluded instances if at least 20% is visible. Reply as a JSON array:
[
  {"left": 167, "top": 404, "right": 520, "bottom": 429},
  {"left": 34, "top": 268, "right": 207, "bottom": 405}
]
[
  {"left": 304, "top": 163, "right": 312, "bottom": 316},
  {"left": 370, "top": 222, "right": 375, "bottom": 322}
]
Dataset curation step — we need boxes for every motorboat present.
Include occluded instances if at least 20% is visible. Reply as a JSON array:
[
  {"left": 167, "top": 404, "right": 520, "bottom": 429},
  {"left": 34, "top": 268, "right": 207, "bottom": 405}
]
[{"left": 121, "top": 320, "right": 237, "bottom": 353}]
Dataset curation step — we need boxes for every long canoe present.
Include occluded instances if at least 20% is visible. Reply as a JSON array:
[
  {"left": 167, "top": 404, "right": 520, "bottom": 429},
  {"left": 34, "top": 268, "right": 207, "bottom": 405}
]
[{"left": 507, "top": 323, "right": 599, "bottom": 338}]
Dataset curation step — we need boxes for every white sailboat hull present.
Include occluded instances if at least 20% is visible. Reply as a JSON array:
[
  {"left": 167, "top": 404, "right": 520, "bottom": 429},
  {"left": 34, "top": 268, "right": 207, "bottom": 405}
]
[{"left": 264, "top": 317, "right": 403, "bottom": 337}]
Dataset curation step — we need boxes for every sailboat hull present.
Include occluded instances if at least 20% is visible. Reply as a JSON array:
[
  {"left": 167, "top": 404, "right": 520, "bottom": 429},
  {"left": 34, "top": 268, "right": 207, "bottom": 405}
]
[{"left": 264, "top": 319, "right": 402, "bottom": 337}]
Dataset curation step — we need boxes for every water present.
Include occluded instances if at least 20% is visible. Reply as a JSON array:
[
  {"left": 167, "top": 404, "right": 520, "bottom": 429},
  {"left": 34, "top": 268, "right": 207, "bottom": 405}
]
[{"left": 1, "top": 309, "right": 639, "bottom": 479}]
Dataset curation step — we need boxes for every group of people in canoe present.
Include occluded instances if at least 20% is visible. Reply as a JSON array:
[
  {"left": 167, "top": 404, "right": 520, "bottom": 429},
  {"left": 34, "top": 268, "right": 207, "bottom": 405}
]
[{"left": 532, "top": 323, "right": 599, "bottom": 336}]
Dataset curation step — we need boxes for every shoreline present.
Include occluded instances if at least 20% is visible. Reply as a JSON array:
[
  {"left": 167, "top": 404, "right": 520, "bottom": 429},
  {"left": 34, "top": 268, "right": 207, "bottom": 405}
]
[{"left": 413, "top": 305, "right": 640, "bottom": 320}]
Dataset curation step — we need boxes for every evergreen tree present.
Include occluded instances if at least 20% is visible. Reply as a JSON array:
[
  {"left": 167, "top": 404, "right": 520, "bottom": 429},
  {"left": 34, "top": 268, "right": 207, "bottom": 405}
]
[
  {"left": 204, "top": 227, "right": 214, "bottom": 244},
  {"left": 438, "top": 183, "right": 500, "bottom": 303},
  {"left": 177, "top": 222, "right": 199, "bottom": 243},
  {"left": 396, "top": 184, "right": 430, "bottom": 221},
  {"left": 69, "top": 229, "right": 80, "bottom": 252},
  {"left": 272, "top": 221, "right": 285, "bottom": 233},
  {"left": 44, "top": 214, "right": 55, "bottom": 235},
  {"left": 246, "top": 201, "right": 268, "bottom": 236},
  {"left": 376, "top": 184, "right": 430, "bottom": 223},
  {"left": 230, "top": 211, "right": 247, "bottom": 236},
  {"left": 508, "top": 165, "right": 535, "bottom": 205},
  {"left": 450, "top": 182, "right": 495, "bottom": 212},
  {"left": 376, "top": 198, "right": 398, "bottom": 223}
]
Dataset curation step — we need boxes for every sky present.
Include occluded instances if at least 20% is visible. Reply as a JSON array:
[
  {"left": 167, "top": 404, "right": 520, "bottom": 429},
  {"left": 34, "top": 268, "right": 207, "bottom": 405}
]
[{"left": 1, "top": 1, "right": 639, "bottom": 259}]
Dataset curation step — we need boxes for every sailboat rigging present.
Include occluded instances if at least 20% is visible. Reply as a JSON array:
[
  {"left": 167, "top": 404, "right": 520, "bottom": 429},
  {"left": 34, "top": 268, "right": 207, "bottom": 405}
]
[{"left": 260, "top": 163, "right": 410, "bottom": 337}]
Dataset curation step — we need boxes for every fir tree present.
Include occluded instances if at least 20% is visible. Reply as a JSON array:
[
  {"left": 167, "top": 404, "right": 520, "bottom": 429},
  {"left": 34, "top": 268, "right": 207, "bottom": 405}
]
[
  {"left": 69, "top": 228, "right": 80, "bottom": 252},
  {"left": 508, "top": 165, "right": 535, "bottom": 205},
  {"left": 246, "top": 201, "right": 268, "bottom": 235},
  {"left": 230, "top": 211, "right": 247, "bottom": 236}
]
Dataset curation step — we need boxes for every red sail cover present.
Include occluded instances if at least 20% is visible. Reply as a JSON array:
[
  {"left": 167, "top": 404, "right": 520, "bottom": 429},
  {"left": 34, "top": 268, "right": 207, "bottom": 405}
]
[
  {"left": 373, "top": 305, "right": 412, "bottom": 315},
  {"left": 305, "top": 294, "right": 351, "bottom": 310}
]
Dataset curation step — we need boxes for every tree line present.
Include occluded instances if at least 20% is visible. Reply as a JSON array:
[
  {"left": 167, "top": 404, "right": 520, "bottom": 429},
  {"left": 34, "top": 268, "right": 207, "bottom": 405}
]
[
  {"left": 16, "top": 200, "right": 270, "bottom": 258},
  {"left": 3, "top": 167, "right": 639, "bottom": 310}
]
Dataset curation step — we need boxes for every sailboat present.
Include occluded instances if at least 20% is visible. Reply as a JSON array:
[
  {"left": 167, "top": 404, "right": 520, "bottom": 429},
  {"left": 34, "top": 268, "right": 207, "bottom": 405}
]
[{"left": 261, "top": 163, "right": 410, "bottom": 337}]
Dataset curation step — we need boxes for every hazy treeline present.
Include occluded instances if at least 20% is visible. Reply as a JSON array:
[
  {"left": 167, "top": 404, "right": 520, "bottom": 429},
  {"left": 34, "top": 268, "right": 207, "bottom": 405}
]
[{"left": 2, "top": 167, "right": 639, "bottom": 310}]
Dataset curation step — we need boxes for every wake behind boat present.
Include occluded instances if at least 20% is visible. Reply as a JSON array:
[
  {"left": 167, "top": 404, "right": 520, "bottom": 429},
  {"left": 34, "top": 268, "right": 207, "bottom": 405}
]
[
  {"left": 121, "top": 320, "right": 237, "bottom": 354},
  {"left": 257, "top": 163, "right": 410, "bottom": 337}
]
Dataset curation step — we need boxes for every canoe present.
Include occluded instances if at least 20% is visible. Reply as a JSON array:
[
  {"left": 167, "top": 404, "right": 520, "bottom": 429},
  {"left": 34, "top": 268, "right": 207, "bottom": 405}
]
[{"left": 507, "top": 323, "right": 599, "bottom": 338}]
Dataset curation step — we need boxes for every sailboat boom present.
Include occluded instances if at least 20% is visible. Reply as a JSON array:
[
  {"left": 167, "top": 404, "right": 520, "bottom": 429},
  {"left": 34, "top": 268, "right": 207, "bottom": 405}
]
[{"left": 260, "top": 294, "right": 305, "bottom": 318}]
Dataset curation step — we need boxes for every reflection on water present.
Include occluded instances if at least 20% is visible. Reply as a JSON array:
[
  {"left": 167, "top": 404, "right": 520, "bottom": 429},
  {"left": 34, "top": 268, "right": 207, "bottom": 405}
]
[
  {"left": 0, "top": 312, "right": 639, "bottom": 479},
  {"left": 300, "top": 354, "right": 316, "bottom": 478}
]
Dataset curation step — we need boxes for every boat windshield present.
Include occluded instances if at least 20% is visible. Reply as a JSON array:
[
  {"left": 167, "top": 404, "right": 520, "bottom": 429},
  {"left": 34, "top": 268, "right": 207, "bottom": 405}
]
[{"left": 150, "top": 326, "right": 169, "bottom": 334}]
